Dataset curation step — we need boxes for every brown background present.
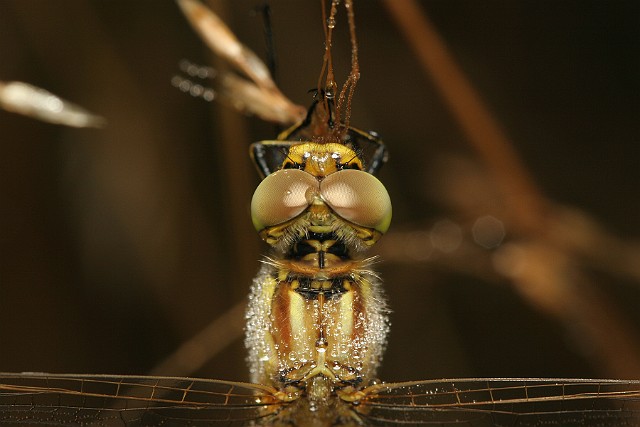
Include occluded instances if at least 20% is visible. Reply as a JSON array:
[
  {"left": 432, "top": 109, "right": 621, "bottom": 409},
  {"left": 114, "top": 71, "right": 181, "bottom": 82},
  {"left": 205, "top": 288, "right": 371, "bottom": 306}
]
[{"left": 0, "top": 0, "right": 638, "bottom": 384}]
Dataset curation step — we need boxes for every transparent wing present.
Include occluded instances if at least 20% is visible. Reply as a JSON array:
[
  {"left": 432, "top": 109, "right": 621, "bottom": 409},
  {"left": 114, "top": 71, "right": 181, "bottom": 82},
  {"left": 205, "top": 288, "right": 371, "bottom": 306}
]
[
  {"left": 2, "top": 375, "right": 639, "bottom": 426},
  {"left": 356, "top": 378, "right": 640, "bottom": 426},
  {"left": 0, "top": 373, "right": 285, "bottom": 426}
]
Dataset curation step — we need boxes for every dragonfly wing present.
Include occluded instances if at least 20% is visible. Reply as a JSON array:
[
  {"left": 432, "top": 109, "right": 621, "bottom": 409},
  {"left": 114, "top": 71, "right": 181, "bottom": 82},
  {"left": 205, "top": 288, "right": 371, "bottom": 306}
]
[
  {"left": 354, "top": 378, "right": 640, "bottom": 426},
  {"left": 0, "top": 373, "right": 286, "bottom": 426}
]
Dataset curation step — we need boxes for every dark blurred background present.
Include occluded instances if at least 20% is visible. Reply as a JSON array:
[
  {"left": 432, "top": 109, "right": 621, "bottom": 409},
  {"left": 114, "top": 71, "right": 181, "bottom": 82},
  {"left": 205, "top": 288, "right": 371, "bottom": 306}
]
[{"left": 0, "top": 0, "right": 638, "bottom": 385}]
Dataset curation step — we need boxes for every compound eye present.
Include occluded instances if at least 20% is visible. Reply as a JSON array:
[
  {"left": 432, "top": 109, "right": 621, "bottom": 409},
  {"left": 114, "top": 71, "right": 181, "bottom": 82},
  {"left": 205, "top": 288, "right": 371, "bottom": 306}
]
[
  {"left": 251, "top": 169, "right": 317, "bottom": 231},
  {"left": 320, "top": 169, "right": 392, "bottom": 233}
]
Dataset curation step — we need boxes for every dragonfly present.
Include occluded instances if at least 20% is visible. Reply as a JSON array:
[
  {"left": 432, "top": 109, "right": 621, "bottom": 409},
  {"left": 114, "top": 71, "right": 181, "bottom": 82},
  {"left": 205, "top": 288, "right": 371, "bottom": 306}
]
[{"left": 1, "top": 0, "right": 639, "bottom": 425}]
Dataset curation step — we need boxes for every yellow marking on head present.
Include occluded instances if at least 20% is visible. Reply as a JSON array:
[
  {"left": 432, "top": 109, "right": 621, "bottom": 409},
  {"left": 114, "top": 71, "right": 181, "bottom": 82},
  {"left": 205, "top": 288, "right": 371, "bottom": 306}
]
[{"left": 283, "top": 142, "right": 362, "bottom": 177}]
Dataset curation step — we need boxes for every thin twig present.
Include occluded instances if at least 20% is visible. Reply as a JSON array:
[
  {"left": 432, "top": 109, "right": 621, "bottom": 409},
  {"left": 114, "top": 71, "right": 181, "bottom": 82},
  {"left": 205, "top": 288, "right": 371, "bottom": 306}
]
[
  {"left": 383, "top": 0, "right": 640, "bottom": 378},
  {"left": 383, "top": 0, "right": 548, "bottom": 233}
]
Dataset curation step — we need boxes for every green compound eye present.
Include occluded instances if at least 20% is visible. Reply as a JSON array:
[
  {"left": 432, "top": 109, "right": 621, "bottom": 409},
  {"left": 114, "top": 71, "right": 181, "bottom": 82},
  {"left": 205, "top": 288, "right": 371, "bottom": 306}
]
[
  {"left": 251, "top": 168, "right": 392, "bottom": 234},
  {"left": 251, "top": 169, "right": 317, "bottom": 231},
  {"left": 320, "top": 169, "right": 392, "bottom": 234}
]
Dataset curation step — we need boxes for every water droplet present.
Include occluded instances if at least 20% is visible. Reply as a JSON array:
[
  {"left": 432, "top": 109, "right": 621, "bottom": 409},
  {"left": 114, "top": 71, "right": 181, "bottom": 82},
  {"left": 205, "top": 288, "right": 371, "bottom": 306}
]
[
  {"left": 325, "top": 86, "right": 336, "bottom": 99},
  {"left": 171, "top": 76, "right": 182, "bottom": 87},
  {"left": 203, "top": 89, "right": 216, "bottom": 102},
  {"left": 178, "top": 80, "right": 191, "bottom": 92},
  {"left": 189, "top": 84, "right": 204, "bottom": 97},
  {"left": 327, "top": 17, "right": 336, "bottom": 28},
  {"left": 472, "top": 215, "right": 505, "bottom": 249},
  {"left": 187, "top": 64, "right": 199, "bottom": 76}
]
